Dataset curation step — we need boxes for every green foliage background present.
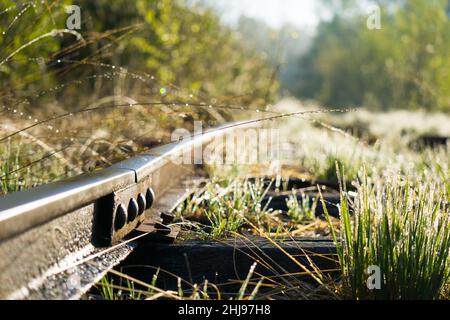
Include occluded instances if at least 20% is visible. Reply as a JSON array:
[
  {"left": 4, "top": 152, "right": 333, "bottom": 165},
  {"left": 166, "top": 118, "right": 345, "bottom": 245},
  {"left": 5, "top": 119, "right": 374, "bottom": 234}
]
[
  {"left": 0, "top": 0, "right": 278, "bottom": 114},
  {"left": 1, "top": 0, "right": 449, "bottom": 114},
  {"left": 294, "top": 0, "right": 450, "bottom": 112}
]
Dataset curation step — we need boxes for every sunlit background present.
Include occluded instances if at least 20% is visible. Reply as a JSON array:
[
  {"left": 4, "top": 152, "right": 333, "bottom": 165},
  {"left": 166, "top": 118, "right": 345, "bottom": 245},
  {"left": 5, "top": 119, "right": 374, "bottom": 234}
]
[{"left": 212, "top": 0, "right": 325, "bottom": 28}]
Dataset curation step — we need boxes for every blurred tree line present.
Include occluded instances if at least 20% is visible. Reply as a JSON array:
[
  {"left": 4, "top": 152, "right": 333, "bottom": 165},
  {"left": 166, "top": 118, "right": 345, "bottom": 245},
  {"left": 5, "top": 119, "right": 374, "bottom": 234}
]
[
  {"left": 294, "top": 0, "right": 450, "bottom": 112},
  {"left": 236, "top": 16, "right": 312, "bottom": 98},
  {"left": 0, "top": 0, "right": 278, "bottom": 115},
  {"left": 3, "top": 0, "right": 448, "bottom": 114}
]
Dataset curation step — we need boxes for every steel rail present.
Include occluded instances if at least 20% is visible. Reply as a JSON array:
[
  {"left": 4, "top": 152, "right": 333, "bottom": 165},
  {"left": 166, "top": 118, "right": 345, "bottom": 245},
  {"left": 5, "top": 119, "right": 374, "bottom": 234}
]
[{"left": 0, "top": 121, "right": 260, "bottom": 299}]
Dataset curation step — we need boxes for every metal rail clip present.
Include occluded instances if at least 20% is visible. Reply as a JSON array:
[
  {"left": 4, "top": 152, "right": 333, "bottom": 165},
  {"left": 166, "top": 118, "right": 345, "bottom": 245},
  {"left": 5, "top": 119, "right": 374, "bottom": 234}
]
[{"left": 92, "top": 180, "right": 155, "bottom": 246}]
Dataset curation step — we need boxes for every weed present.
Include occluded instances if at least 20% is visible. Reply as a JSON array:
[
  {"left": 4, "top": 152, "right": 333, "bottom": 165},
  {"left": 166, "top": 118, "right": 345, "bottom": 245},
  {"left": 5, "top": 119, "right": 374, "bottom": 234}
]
[
  {"left": 176, "top": 178, "right": 277, "bottom": 239},
  {"left": 285, "top": 191, "right": 316, "bottom": 223},
  {"left": 323, "top": 166, "right": 450, "bottom": 299}
]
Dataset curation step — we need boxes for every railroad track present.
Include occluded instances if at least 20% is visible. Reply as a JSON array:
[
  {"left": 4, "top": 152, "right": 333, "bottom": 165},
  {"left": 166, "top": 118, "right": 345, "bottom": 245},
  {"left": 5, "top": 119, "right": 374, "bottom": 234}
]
[
  {"left": 0, "top": 120, "right": 339, "bottom": 300},
  {"left": 0, "top": 121, "right": 270, "bottom": 299}
]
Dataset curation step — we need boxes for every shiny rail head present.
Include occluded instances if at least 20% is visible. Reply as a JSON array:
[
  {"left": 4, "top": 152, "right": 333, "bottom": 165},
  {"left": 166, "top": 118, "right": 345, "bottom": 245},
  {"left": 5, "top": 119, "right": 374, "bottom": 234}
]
[
  {"left": 111, "top": 120, "right": 262, "bottom": 181},
  {"left": 0, "top": 121, "right": 261, "bottom": 242},
  {"left": 0, "top": 168, "right": 135, "bottom": 242}
]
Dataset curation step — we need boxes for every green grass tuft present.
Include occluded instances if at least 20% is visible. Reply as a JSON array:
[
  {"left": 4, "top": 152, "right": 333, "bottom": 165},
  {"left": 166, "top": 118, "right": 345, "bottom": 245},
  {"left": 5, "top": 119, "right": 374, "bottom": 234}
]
[{"left": 323, "top": 165, "right": 450, "bottom": 300}]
